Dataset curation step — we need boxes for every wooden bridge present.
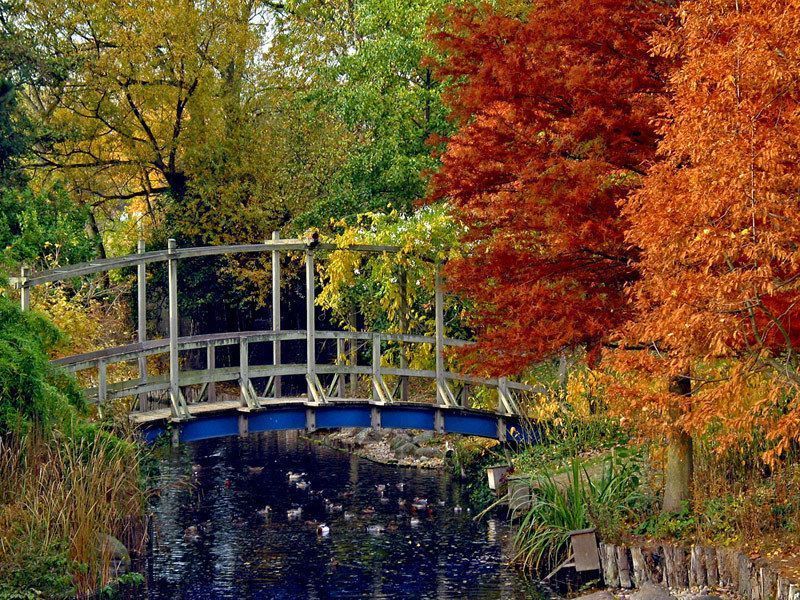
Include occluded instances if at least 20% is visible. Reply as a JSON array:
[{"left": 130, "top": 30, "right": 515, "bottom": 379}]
[{"left": 12, "top": 235, "right": 540, "bottom": 445}]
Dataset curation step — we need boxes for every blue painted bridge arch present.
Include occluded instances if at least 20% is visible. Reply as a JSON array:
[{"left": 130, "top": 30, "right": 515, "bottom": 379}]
[{"left": 138, "top": 401, "right": 538, "bottom": 446}]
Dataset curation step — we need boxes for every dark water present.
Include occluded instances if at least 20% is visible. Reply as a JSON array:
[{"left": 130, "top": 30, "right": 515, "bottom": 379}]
[{"left": 146, "top": 431, "right": 548, "bottom": 599}]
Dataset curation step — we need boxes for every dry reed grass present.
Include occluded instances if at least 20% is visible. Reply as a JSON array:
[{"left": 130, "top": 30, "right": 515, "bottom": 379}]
[{"left": 0, "top": 425, "right": 146, "bottom": 598}]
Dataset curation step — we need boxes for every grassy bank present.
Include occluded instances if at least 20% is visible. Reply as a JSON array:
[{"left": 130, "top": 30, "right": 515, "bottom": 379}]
[{"left": 0, "top": 295, "right": 147, "bottom": 598}]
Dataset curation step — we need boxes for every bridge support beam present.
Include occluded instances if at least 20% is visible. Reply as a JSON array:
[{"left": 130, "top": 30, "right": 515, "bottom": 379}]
[
  {"left": 137, "top": 239, "right": 148, "bottom": 411},
  {"left": 272, "top": 231, "right": 282, "bottom": 398}
]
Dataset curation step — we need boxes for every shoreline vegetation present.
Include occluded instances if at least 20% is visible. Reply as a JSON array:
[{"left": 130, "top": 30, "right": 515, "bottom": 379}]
[{"left": 0, "top": 296, "right": 147, "bottom": 599}]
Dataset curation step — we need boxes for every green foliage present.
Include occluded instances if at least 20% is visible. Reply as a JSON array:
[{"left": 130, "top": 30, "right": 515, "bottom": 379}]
[
  {"left": 513, "top": 453, "right": 648, "bottom": 572},
  {"left": 273, "top": 0, "right": 453, "bottom": 228},
  {"left": 318, "top": 204, "right": 462, "bottom": 336},
  {"left": 0, "top": 185, "right": 97, "bottom": 271},
  {"left": 634, "top": 501, "right": 697, "bottom": 540},
  {"left": 0, "top": 295, "right": 85, "bottom": 435},
  {"left": 0, "top": 540, "right": 75, "bottom": 599}
]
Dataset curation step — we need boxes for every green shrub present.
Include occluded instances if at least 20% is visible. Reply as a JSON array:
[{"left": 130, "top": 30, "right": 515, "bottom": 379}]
[
  {"left": 0, "top": 295, "right": 85, "bottom": 435},
  {"left": 513, "top": 452, "right": 648, "bottom": 572}
]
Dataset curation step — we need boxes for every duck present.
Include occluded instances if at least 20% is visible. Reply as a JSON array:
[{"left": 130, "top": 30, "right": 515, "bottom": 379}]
[
  {"left": 317, "top": 523, "right": 330, "bottom": 537},
  {"left": 453, "top": 506, "right": 463, "bottom": 514},
  {"left": 183, "top": 525, "right": 201, "bottom": 542},
  {"left": 436, "top": 499, "right": 446, "bottom": 507},
  {"left": 410, "top": 517, "right": 421, "bottom": 527},
  {"left": 295, "top": 480, "right": 310, "bottom": 491},
  {"left": 396, "top": 482, "right": 406, "bottom": 491},
  {"left": 246, "top": 466, "right": 264, "bottom": 475},
  {"left": 362, "top": 507, "right": 375, "bottom": 515},
  {"left": 366, "top": 524, "right": 384, "bottom": 535},
  {"left": 287, "top": 471, "right": 306, "bottom": 482},
  {"left": 379, "top": 496, "right": 390, "bottom": 504},
  {"left": 376, "top": 484, "right": 387, "bottom": 494},
  {"left": 257, "top": 505, "right": 272, "bottom": 517},
  {"left": 287, "top": 507, "right": 302, "bottom": 520},
  {"left": 411, "top": 498, "right": 428, "bottom": 511},
  {"left": 344, "top": 511, "right": 355, "bottom": 520}
]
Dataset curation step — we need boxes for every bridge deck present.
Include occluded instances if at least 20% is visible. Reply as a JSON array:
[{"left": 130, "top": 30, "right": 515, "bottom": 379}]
[{"left": 131, "top": 398, "right": 534, "bottom": 445}]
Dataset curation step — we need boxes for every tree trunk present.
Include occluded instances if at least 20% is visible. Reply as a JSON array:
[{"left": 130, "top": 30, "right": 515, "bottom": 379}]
[{"left": 663, "top": 373, "right": 693, "bottom": 513}]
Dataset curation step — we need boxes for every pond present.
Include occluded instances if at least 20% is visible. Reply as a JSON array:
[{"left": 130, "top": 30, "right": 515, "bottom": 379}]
[{"left": 145, "top": 431, "right": 550, "bottom": 599}]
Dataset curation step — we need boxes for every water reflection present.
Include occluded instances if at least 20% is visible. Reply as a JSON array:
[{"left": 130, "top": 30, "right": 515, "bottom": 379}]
[{"left": 146, "top": 431, "right": 548, "bottom": 599}]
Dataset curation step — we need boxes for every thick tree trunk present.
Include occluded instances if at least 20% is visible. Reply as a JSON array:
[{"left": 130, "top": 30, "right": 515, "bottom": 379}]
[{"left": 663, "top": 373, "right": 693, "bottom": 513}]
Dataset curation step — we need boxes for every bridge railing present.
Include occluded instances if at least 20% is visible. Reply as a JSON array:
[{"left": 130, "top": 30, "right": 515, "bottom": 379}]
[
  {"left": 52, "top": 328, "right": 540, "bottom": 419},
  {"left": 15, "top": 234, "right": 541, "bottom": 420}
]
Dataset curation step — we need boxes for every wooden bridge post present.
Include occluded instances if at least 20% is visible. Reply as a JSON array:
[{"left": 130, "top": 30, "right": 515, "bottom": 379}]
[
  {"left": 137, "top": 239, "right": 148, "bottom": 411},
  {"left": 206, "top": 342, "right": 216, "bottom": 402},
  {"left": 305, "top": 245, "right": 317, "bottom": 399},
  {"left": 435, "top": 263, "right": 445, "bottom": 406},
  {"left": 239, "top": 336, "right": 251, "bottom": 407},
  {"left": 167, "top": 239, "right": 181, "bottom": 418},
  {"left": 398, "top": 268, "right": 410, "bottom": 402},
  {"left": 372, "top": 334, "right": 381, "bottom": 402},
  {"left": 348, "top": 308, "right": 358, "bottom": 396},
  {"left": 272, "top": 231, "right": 282, "bottom": 398},
  {"left": 336, "top": 337, "right": 346, "bottom": 398},
  {"left": 19, "top": 266, "right": 30, "bottom": 311}
]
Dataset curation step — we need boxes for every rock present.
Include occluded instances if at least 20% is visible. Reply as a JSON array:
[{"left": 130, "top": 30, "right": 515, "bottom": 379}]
[
  {"left": 98, "top": 533, "right": 130, "bottom": 577},
  {"left": 574, "top": 591, "right": 614, "bottom": 600},
  {"left": 389, "top": 434, "right": 412, "bottom": 451},
  {"left": 412, "top": 446, "right": 442, "bottom": 459},
  {"left": 394, "top": 442, "right": 417, "bottom": 458},
  {"left": 631, "top": 582, "right": 675, "bottom": 600},
  {"left": 412, "top": 431, "right": 434, "bottom": 444},
  {"left": 353, "top": 429, "right": 371, "bottom": 445}
]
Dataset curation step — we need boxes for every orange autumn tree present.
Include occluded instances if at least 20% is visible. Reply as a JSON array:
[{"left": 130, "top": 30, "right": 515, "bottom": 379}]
[
  {"left": 619, "top": 0, "right": 800, "bottom": 505},
  {"left": 427, "top": 0, "right": 670, "bottom": 373}
]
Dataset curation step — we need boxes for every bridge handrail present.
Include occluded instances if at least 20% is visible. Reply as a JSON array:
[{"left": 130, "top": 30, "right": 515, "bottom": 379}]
[
  {"left": 9, "top": 240, "right": 402, "bottom": 288},
  {"left": 52, "top": 329, "right": 473, "bottom": 370}
]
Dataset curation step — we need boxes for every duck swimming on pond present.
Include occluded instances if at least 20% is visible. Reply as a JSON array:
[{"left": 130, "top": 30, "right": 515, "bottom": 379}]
[
  {"left": 287, "top": 507, "right": 302, "bottom": 520},
  {"left": 183, "top": 525, "right": 201, "bottom": 542},
  {"left": 396, "top": 482, "right": 406, "bottom": 491},
  {"left": 366, "top": 524, "right": 384, "bottom": 535},
  {"left": 410, "top": 517, "right": 420, "bottom": 527},
  {"left": 246, "top": 466, "right": 264, "bottom": 475},
  {"left": 287, "top": 471, "right": 306, "bottom": 481},
  {"left": 257, "top": 505, "right": 271, "bottom": 517},
  {"left": 411, "top": 498, "right": 428, "bottom": 510},
  {"left": 317, "top": 523, "right": 330, "bottom": 536},
  {"left": 344, "top": 511, "right": 355, "bottom": 520},
  {"left": 295, "top": 480, "right": 310, "bottom": 490}
]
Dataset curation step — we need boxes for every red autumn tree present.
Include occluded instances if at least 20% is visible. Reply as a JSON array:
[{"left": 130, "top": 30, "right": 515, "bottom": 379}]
[
  {"left": 619, "top": 0, "right": 800, "bottom": 490},
  {"left": 428, "top": 0, "right": 672, "bottom": 375}
]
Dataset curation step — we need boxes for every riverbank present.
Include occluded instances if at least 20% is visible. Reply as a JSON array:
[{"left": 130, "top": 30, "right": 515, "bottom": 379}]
[{"left": 307, "top": 427, "right": 449, "bottom": 469}]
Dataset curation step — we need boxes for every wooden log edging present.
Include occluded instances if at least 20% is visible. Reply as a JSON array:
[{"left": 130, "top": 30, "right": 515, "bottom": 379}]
[{"left": 598, "top": 542, "right": 800, "bottom": 600}]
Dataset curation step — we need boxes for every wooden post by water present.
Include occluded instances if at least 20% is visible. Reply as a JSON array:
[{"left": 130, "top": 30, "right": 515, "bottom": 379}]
[
  {"left": 272, "top": 231, "right": 282, "bottom": 398},
  {"left": 137, "top": 239, "right": 148, "bottom": 411},
  {"left": 167, "top": 239, "right": 180, "bottom": 417}
]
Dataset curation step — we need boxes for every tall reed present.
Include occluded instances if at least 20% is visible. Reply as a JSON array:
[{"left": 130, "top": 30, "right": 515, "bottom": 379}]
[{"left": 0, "top": 426, "right": 146, "bottom": 598}]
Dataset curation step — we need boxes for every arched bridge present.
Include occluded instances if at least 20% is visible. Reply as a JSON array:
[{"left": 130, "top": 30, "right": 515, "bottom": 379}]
[{"left": 12, "top": 235, "right": 541, "bottom": 445}]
